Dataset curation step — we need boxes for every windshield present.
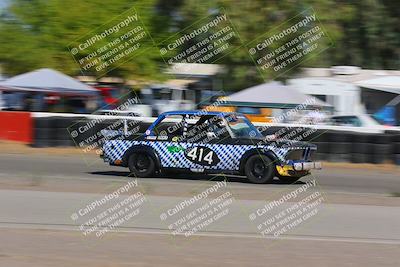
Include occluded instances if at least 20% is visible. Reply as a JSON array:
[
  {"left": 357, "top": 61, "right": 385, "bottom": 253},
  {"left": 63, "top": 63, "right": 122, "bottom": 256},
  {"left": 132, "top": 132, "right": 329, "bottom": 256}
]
[
  {"left": 225, "top": 114, "right": 262, "bottom": 138},
  {"left": 152, "top": 88, "right": 172, "bottom": 100}
]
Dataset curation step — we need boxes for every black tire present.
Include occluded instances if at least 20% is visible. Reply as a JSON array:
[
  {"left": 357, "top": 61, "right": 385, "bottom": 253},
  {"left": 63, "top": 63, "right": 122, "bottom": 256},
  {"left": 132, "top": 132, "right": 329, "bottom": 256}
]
[
  {"left": 314, "top": 142, "right": 330, "bottom": 153},
  {"left": 30, "top": 139, "right": 51, "bottom": 147},
  {"left": 55, "top": 128, "right": 72, "bottom": 140},
  {"left": 328, "top": 132, "right": 352, "bottom": 142},
  {"left": 394, "top": 135, "right": 400, "bottom": 143},
  {"left": 352, "top": 143, "right": 373, "bottom": 154},
  {"left": 317, "top": 131, "right": 330, "bottom": 142},
  {"left": 55, "top": 139, "right": 74, "bottom": 147},
  {"left": 315, "top": 152, "right": 329, "bottom": 161},
  {"left": 54, "top": 117, "right": 74, "bottom": 128},
  {"left": 371, "top": 134, "right": 392, "bottom": 144},
  {"left": 244, "top": 155, "right": 275, "bottom": 184},
  {"left": 394, "top": 143, "right": 400, "bottom": 154},
  {"left": 350, "top": 153, "right": 368, "bottom": 163},
  {"left": 276, "top": 175, "right": 301, "bottom": 184},
  {"left": 394, "top": 154, "right": 400, "bottom": 165},
  {"left": 128, "top": 152, "right": 156, "bottom": 178},
  {"left": 329, "top": 142, "right": 351, "bottom": 154},
  {"left": 328, "top": 153, "right": 351, "bottom": 162},
  {"left": 34, "top": 118, "right": 54, "bottom": 128},
  {"left": 372, "top": 144, "right": 391, "bottom": 155},
  {"left": 369, "top": 153, "right": 385, "bottom": 164},
  {"left": 356, "top": 134, "right": 373, "bottom": 143}
]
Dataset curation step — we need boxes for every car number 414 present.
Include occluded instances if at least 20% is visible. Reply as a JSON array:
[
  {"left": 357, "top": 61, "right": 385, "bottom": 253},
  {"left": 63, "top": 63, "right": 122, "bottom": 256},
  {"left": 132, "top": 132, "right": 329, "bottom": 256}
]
[{"left": 184, "top": 146, "right": 220, "bottom": 166}]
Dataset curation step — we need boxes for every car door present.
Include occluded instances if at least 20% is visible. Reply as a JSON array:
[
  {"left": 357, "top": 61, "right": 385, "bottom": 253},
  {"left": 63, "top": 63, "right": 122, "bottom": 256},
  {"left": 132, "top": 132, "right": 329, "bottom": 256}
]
[
  {"left": 148, "top": 114, "right": 186, "bottom": 168},
  {"left": 177, "top": 115, "right": 246, "bottom": 171}
]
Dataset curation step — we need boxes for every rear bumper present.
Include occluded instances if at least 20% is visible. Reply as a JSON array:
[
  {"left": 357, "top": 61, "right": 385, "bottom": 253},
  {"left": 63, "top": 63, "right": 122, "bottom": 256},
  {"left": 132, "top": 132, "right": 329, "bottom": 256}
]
[{"left": 99, "top": 150, "right": 111, "bottom": 163}]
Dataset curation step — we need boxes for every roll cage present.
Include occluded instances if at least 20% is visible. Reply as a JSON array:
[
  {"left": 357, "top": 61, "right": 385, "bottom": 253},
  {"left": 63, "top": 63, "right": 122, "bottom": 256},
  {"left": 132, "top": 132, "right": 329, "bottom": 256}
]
[{"left": 145, "top": 111, "right": 261, "bottom": 140}]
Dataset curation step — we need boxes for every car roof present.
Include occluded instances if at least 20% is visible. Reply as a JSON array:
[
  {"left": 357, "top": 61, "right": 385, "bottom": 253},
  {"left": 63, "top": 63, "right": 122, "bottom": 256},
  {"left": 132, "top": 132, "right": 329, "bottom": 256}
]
[
  {"left": 146, "top": 110, "right": 249, "bottom": 135},
  {"left": 160, "top": 110, "right": 234, "bottom": 117}
]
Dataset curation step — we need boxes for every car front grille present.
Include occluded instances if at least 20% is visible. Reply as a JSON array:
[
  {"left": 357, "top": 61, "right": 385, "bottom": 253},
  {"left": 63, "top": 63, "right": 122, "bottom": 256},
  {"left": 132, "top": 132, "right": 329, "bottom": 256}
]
[{"left": 286, "top": 148, "right": 315, "bottom": 161}]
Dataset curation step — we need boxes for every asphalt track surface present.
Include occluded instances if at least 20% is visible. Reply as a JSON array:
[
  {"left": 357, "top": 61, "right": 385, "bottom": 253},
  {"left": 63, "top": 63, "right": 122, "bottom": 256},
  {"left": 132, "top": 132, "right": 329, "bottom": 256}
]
[
  {"left": 0, "top": 152, "right": 400, "bottom": 266},
  {"left": 1, "top": 153, "right": 399, "bottom": 194}
]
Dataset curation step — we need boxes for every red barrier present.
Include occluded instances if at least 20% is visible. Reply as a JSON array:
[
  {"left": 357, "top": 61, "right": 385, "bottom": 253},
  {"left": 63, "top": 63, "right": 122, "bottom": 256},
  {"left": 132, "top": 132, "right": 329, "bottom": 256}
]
[{"left": 0, "top": 111, "right": 32, "bottom": 143}]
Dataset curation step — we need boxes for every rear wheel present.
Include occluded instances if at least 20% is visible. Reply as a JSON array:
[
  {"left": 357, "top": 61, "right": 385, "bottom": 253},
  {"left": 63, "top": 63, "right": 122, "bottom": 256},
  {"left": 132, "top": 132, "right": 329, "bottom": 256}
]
[
  {"left": 128, "top": 152, "right": 156, "bottom": 178},
  {"left": 245, "top": 155, "right": 275, "bottom": 184}
]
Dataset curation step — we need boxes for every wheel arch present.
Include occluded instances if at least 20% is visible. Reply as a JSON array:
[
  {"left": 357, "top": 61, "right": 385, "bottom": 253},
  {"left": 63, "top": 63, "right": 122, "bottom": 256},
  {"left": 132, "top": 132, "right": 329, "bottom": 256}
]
[
  {"left": 239, "top": 148, "right": 280, "bottom": 174},
  {"left": 122, "top": 144, "right": 161, "bottom": 171}
]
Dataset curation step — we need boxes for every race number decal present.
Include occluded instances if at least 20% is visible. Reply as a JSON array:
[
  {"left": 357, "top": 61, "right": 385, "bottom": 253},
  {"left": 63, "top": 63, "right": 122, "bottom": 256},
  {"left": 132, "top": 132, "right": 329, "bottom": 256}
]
[{"left": 184, "top": 146, "right": 220, "bottom": 166}]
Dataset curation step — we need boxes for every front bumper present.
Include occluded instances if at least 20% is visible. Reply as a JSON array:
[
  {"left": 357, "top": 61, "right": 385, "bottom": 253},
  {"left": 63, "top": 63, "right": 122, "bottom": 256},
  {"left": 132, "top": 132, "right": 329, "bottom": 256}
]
[
  {"left": 293, "top": 161, "right": 322, "bottom": 171},
  {"left": 276, "top": 161, "right": 322, "bottom": 177}
]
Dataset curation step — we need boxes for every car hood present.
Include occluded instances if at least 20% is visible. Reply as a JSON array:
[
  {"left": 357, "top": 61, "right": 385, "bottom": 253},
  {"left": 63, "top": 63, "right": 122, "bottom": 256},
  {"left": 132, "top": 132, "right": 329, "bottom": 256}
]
[{"left": 235, "top": 137, "right": 316, "bottom": 149}]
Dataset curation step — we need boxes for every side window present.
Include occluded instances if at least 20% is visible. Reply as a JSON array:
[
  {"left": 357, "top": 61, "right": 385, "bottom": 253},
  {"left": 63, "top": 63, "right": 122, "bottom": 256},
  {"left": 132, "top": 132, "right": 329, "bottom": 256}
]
[
  {"left": 185, "top": 116, "right": 209, "bottom": 143},
  {"left": 332, "top": 116, "right": 361, "bottom": 127},
  {"left": 153, "top": 115, "right": 184, "bottom": 138},
  {"left": 183, "top": 90, "right": 195, "bottom": 102},
  {"left": 348, "top": 116, "right": 362, "bottom": 127},
  {"left": 334, "top": 117, "right": 345, "bottom": 125},
  {"left": 185, "top": 115, "right": 230, "bottom": 143}
]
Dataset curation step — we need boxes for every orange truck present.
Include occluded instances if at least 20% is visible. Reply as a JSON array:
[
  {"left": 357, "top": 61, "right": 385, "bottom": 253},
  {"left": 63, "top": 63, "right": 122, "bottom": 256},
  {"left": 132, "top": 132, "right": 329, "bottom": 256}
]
[{"left": 202, "top": 97, "right": 273, "bottom": 123}]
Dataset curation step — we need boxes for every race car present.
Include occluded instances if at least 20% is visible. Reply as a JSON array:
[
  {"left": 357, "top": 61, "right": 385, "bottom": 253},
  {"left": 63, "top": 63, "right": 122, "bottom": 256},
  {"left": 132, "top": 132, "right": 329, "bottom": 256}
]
[{"left": 100, "top": 111, "right": 321, "bottom": 184}]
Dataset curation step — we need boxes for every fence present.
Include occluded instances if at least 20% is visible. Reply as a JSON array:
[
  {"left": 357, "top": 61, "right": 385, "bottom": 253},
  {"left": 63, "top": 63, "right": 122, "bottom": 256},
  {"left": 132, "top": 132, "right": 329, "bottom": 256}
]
[
  {"left": 0, "top": 111, "right": 32, "bottom": 143},
  {"left": 27, "top": 114, "right": 400, "bottom": 165}
]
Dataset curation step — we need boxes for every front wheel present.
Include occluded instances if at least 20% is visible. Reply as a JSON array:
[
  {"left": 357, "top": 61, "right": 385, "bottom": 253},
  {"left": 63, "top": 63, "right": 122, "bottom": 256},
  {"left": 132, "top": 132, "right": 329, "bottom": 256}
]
[
  {"left": 128, "top": 152, "right": 156, "bottom": 178},
  {"left": 244, "top": 155, "right": 275, "bottom": 184}
]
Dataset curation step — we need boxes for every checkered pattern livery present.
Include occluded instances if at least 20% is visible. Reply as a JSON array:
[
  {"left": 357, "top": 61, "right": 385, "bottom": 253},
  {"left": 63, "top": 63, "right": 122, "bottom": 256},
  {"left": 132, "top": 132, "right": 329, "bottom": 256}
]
[
  {"left": 183, "top": 114, "right": 189, "bottom": 137},
  {"left": 102, "top": 139, "right": 307, "bottom": 171}
]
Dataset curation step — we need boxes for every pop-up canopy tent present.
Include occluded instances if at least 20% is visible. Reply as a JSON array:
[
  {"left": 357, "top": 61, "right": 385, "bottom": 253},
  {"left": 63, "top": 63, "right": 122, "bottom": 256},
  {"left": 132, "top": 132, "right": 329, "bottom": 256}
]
[
  {"left": 355, "top": 76, "right": 400, "bottom": 94},
  {"left": 0, "top": 68, "right": 98, "bottom": 96},
  {"left": 355, "top": 76, "right": 400, "bottom": 125},
  {"left": 223, "top": 81, "right": 331, "bottom": 109}
]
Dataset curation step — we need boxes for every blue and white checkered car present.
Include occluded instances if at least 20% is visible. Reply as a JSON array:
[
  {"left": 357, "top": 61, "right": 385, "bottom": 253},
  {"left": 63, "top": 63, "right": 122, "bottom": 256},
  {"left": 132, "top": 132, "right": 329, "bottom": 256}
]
[{"left": 101, "top": 111, "right": 321, "bottom": 184}]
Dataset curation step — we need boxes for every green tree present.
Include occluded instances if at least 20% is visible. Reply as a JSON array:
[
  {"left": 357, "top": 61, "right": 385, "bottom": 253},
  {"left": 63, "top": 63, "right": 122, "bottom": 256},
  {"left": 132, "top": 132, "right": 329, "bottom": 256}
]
[
  {"left": 1, "top": 0, "right": 398, "bottom": 90},
  {"left": 329, "top": 0, "right": 400, "bottom": 69},
  {"left": 0, "top": 0, "right": 168, "bottom": 81}
]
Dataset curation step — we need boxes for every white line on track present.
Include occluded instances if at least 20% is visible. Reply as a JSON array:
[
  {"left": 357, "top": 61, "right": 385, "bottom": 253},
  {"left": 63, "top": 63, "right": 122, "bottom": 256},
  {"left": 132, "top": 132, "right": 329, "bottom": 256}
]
[{"left": 1, "top": 222, "right": 399, "bottom": 245}]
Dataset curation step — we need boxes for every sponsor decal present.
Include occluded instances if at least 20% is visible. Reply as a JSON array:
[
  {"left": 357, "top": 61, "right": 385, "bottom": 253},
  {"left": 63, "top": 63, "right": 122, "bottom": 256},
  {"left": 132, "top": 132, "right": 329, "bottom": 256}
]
[{"left": 167, "top": 145, "right": 185, "bottom": 154}]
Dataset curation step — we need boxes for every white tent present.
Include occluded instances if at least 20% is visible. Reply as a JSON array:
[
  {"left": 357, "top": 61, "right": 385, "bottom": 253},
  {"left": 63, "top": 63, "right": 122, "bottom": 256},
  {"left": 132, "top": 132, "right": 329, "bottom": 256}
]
[
  {"left": 0, "top": 68, "right": 98, "bottom": 96},
  {"left": 355, "top": 76, "right": 400, "bottom": 94},
  {"left": 225, "top": 81, "right": 331, "bottom": 109}
]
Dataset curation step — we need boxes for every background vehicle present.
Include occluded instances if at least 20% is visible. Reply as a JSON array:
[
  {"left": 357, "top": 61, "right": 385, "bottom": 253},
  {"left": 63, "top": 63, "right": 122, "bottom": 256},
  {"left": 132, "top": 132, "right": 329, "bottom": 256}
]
[
  {"left": 137, "top": 84, "right": 196, "bottom": 117},
  {"left": 203, "top": 99, "right": 274, "bottom": 123},
  {"left": 327, "top": 114, "right": 380, "bottom": 127}
]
